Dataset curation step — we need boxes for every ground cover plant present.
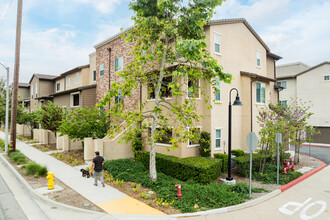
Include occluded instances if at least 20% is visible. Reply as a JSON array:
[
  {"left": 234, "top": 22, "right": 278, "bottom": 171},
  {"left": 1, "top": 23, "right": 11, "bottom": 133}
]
[
  {"left": 103, "top": 158, "right": 266, "bottom": 213},
  {"left": 7, "top": 149, "right": 48, "bottom": 177},
  {"left": 51, "top": 150, "right": 84, "bottom": 166}
]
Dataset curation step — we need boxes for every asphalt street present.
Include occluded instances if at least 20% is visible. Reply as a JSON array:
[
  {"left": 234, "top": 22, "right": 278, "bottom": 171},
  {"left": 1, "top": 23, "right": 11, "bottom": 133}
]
[
  {"left": 0, "top": 174, "right": 28, "bottom": 220},
  {"left": 299, "top": 145, "right": 330, "bottom": 165}
]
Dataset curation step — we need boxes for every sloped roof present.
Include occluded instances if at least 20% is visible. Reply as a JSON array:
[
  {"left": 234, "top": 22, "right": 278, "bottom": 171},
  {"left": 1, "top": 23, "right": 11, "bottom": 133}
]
[
  {"left": 93, "top": 18, "right": 280, "bottom": 59},
  {"left": 54, "top": 64, "right": 89, "bottom": 79},
  {"left": 277, "top": 61, "right": 329, "bottom": 79},
  {"left": 18, "top": 83, "right": 30, "bottom": 88},
  {"left": 29, "top": 74, "right": 57, "bottom": 84}
]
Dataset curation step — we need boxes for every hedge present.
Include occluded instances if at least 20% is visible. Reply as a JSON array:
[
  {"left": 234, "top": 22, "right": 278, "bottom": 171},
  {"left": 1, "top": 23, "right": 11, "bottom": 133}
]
[
  {"left": 135, "top": 151, "right": 222, "bottom": 184},
  {"left": 213, "top": 153, "right": 228, "bottom": 173},
  {"left": 233, "top": 152, "right": 291, "bottom": 177},
  {"left": 231, "top": 149, "right": 245, "bottom": 157}
]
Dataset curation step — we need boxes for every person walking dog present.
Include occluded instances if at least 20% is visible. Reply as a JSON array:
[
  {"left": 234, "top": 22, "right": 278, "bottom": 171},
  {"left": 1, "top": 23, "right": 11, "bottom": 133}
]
[{"left": 91, "top": 151, "right": 105, "bottom": 187}]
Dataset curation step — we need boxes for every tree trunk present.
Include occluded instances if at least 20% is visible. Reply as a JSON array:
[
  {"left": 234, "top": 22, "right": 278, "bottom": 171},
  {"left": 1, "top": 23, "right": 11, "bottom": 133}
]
[{"left": 149, "top": 39, "right": 169, "bottom": 182}]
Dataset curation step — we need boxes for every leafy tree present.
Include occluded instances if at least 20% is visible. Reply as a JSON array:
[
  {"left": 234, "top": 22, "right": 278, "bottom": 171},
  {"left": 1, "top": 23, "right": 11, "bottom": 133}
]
[
  {"left": 257, "top": 100, "right": 316, "bottom": 166},
  {"left": 59, "top": 106, "right": 110, "bottom": 143},
  {"left": 17, "top": 110, "right": 40, "bottom": 137},
  {"left": 102, "top": 0, "right": 231, "bottom": 181},
  {"left": 38, "top": 101, "right": 62, "bottom": 136}
]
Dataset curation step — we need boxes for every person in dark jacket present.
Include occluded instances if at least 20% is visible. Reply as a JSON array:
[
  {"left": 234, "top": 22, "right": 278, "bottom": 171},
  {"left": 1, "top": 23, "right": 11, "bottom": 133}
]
[{"left": 90, "top": 151, "right": 105, "bottom": 187}]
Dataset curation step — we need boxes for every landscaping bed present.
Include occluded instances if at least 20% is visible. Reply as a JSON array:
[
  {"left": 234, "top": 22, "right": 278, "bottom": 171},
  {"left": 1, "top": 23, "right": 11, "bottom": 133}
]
[
  {"left": 32, "top": 143, "right": 57, "bottom": 152},
  {"left": 51, "top": 150, "right": 85, "bottom": 166}
]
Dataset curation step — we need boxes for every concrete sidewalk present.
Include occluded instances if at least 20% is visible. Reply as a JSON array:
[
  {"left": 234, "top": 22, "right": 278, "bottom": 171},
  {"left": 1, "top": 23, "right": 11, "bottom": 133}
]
[{"left": 0, "top": 132, "right": 173, "bottom": 220}]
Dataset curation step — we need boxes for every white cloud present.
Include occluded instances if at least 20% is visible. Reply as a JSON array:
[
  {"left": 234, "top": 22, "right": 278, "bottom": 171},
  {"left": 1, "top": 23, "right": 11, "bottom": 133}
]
[
  {"left": 214, "top": 0, "right": 330, "bottom": 66},
  {"left": 72, "top": 0, "right": 123, "bottom": 14}
]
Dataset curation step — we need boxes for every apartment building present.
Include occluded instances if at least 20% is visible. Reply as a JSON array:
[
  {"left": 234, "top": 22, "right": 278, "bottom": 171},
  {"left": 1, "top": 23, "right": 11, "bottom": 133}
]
[
  {"left": 18, "top": 83, "right": 30, "bottom": 108},
  {"left": 276, "top": 61, "right": 330, "bottom": 144},
  {"left": 28, "top": 74, "right": 58, "bottom": 111},
  {"left": 51, "top": 65, "right": 96, "bottom": 109},
  {"left": 93, "top": 18, "right": 281, "bottom": 158}
]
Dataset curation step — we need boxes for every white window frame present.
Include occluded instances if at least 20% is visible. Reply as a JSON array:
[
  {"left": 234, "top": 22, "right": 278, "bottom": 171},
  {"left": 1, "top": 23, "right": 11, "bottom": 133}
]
[
  {"left": 214, "top": 32, "right": 221, "bottom": 55},
  {"left": 70, "top": 91, "right": 80, "bottom": 108},
  {"left": 100, "top": 64, "right": 104, "bottom": 76},
  {"left": 276, "top": 81, "right": 287, "bottom": 89},
  {"left": 56, "top": 83, "right": 60, "bottom": 92},
  {"left": 280, "top": 100, "right": 287, "bottom": 107},
  {"left": 35, "top": 82, "right": 38, "bottom": 98},
  {"left": 148, "top": 126, "right": 173, "bottom": 147},
  {"left": 215, "top": 127, "right": 222, "bottom": 150},
  {"left": 256, "top": 50, "right": 261, "bottom": 67},
  {"left": 187, "top": 77, "right": 201, "bottom": 99},
  {"left": 31, "top": 84, "right": 33, "bottom": 99},
  {"left": 76, "top": 72, "right": 79, "bottom": 84},
  {"left": 67, "top": 75, "right": 71, "bottom": 87},
  {"left": 215, "top": 76, "right": 221, "bottom": 102},
  {"left": 92, "top": 70, "right": 96, "bottom": 82},
  {"left": 324, "top": 75, "right": 330, "bottom": 81},
  {"left": 187, "top": 126, "right": 202, "bottom": 148},
  {"left": 256, "top": 82, "right": 266, "bottom": 104},
  {"left": 115, "top": 57, "right": 123, "bottom": 72}
]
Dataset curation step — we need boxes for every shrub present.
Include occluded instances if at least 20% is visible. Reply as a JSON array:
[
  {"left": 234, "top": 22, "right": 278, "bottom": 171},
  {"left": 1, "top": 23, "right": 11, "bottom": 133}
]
[
  {"left": 199, "top": 131, "right": 211, "bottom": 157},
  {"left": 132, "top": 130, "right": 143, "bottom": 154},
  {"left": 231, "top": 149, "right": 245, "bottom": 157},
  {"left": 103, "top": 158, "right": 265, "bottom": 213},
  {"left": 213, "top": 153, "right": 228, "bottom": 173},
  {"left": 9, "top": 151, "right": 27, "bottom": 164},
  {"left": 36, "top": 165, "right": 48, "bottom": 176},
  {"left": 25, "top": 162, "right": 47, "bottom": 176},
  {"left": 135, "top": 151, "right": 221, "bottom": 184},
  {"left": 0, "top": 140, "right": 5, "bottom": 151},
  {"left": 25, "top": 162, "right": 40, "bottom": 175}
]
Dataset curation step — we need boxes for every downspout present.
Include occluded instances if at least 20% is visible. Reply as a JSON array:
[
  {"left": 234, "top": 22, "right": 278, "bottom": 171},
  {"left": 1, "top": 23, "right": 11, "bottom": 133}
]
[
  {"left": 250, "top": 79, "right": 256, "bottom": 132},
  {"left": 107, "top": 48, "right": 111, "bottom": 111},
  {"left": 140, "top": 80, "right": 142, "bottom": 129}
]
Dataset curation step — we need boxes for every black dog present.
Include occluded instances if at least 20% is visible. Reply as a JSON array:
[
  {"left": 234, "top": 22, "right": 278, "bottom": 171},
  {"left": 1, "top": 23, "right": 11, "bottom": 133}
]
[{"left": 80, "top": 169, "right": 90, "bottom": 178}]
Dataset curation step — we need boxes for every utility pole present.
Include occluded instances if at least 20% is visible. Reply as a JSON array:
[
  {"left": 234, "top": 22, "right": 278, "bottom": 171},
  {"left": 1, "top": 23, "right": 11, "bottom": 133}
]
[{"left": 10, "top": 0, "right": 23, "bottom": 152}]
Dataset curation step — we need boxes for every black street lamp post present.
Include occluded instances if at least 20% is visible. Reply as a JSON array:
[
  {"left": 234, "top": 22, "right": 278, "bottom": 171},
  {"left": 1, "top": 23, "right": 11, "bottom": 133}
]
[{"left": 226, "top": 88, "right": 243, "bottom": 181}]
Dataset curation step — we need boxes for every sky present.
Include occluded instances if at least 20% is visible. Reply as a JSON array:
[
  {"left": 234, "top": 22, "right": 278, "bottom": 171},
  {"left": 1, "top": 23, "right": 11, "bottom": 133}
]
[{"left": 0, "top": 0, "right": 329, "bottom": 83}]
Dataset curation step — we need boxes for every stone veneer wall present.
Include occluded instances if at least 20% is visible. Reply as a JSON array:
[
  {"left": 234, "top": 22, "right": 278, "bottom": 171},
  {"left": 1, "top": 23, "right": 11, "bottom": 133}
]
[{"left": 95, "top": 37, "right": 140, "bottom": 112}]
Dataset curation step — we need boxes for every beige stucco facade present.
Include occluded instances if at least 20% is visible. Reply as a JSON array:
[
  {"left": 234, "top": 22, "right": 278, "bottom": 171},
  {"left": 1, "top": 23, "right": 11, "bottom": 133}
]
[{"left": 93, "top": 19, "right": 281, "bottom": 158}]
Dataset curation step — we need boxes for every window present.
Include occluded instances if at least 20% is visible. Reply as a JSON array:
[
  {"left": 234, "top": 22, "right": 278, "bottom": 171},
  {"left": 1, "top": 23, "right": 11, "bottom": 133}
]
[
  {"left": 215, "top": 129, "right": 221, "bottom": 149},
  {"left": 35, "top": 83, "right": 38, "bottom": 98},
  {"left": 70, "top": 92, "right": 80, "bottom": 107},
  {"left": 276, "top": 81, "right": 287, "bottom": 89},
  {"left": 31, "top": 84, "right": 33, "bottom": 99},
  {"left": 215, "top": 77, "right": 221, "bottom": 102},
  {"left": 93, "top": 70, "right": 96, "bottom": 82},
  {"left": 280, "top": 100, "right": 287, "bottom": 107},
  {"left": 67, "top": 76, "right": 71, "bottom": 86},
  {"left": 256, "top": 82, "right": 265, "bottom": 104},
  {"left": 76, "top": 72, "right": 79, "bottom": 84},
  {"left": 149, "top": 76, "right": 172, "bottom": 99},
  {"left": 115, "top": 89, "right": 124, "bottom": 104},
  {"left": 148, "top": 127, "right": 172, "bottom": 145},
  {"left": 56, "top": 83, "right": 60, "bottom": 92},
  {"left": 324, "top": 75, "right": 330, "bottom": 81},
  {"left": 188, "top": 77, "right": 200, "bottom": 98},
  {"left": 214, "top": 32, "right": 221, "bottom": 54},
  {"left": 188, "top": 127, "right": 201, "bottom": 146},
  {"left": 257, "top": 51, "right": 261, "bottom": 67},
  {"left": 100, "top": 64, "right": 104, "bottom": 76},
  {"left": 115, "top": 57, "right": 123, "bottom": 72}
]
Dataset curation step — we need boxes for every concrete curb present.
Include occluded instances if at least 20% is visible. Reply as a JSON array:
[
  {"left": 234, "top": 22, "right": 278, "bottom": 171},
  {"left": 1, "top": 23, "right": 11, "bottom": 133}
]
[
  {"left": 279, "top": 155, "right": 326, "bottom": 192},
  {"left": 172, "top": 155, "right": 327, "bottom": 218},
  {"left": 0, "top": 153, "right": 108, "bottom": 217},
  {"left": 301, "top": 143, "right": 330, "bottom": 148}
]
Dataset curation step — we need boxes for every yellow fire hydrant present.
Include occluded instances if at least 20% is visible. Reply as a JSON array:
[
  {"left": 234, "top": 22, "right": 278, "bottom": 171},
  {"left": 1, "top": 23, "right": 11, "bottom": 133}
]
[{"left": 46, "top": 172, "right": 55, "bottom": 190}]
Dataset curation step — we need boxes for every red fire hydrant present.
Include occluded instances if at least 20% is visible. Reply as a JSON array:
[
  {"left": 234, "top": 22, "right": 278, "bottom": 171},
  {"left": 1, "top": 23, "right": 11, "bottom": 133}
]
[
  {"left": 283, "top": 158, "right": 295, "bottom": 175},
  {"left": 175, "top": 184, "right": 182, "bottom": 198}
]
